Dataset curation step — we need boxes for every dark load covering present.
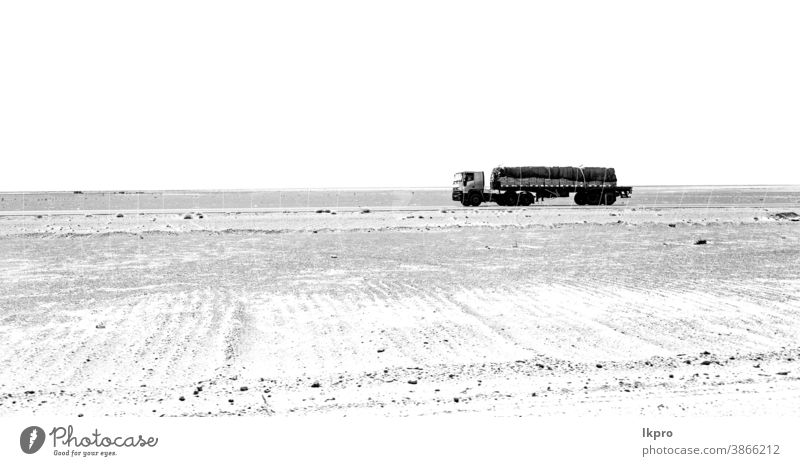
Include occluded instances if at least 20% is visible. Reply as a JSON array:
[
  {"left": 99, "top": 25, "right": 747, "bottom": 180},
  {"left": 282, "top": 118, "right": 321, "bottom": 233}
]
[{"left": 492, "top": 166, "right": 617, "bottom": 183}]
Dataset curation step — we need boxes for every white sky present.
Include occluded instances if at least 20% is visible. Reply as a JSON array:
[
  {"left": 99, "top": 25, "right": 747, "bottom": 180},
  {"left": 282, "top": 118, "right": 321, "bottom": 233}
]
[{"left": 1, "top": 1, "right": 798, "bottom": 191}]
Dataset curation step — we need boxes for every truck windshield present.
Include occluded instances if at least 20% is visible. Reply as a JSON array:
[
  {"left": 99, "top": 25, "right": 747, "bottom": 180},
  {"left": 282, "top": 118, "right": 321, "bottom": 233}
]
[{"left": 453, "top": 173, "right": 463, "bottom": 184}]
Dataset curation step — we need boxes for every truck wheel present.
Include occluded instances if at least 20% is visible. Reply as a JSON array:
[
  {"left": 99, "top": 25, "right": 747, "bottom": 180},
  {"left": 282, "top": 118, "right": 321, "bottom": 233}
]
[
  {"left": 604, "top": 193, "right": 617, "bottom": 205},
  {"left": 587, "top": 191, "right": 603, "bottom": 205},
  {"left": 574, "top": 192, "right": 586, "bottom": 205},
  {"left": 506, "top": 192, "right": 518, "bottom": 206},
  {"left": 469, "top": 193, "right": 482, "bottom": 207},
  {"left": 519, "top": 193, "right": 532, "bottom": 206}
]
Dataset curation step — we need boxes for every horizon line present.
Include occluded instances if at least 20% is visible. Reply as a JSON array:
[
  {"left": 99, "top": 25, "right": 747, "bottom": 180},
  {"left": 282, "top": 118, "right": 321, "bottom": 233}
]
[{"left": 1, "top": 183, "right": 800, "bottom": 195}]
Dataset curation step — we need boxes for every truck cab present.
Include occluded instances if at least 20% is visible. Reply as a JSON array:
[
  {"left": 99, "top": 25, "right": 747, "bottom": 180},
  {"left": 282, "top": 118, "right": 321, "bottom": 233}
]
[{"left": 452, "top": 171, "right": 485, "bottom": 206}]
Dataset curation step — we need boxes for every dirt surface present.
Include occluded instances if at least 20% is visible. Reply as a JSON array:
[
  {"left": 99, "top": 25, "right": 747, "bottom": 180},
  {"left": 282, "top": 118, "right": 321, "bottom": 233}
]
[{"left": 1, "top": 203, "right": 799, "bottom": 416}]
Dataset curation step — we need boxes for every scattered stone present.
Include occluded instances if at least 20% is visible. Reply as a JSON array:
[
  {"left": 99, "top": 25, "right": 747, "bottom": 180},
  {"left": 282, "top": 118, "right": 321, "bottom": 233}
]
[
  {"left": 95, "top": 323, "right": 106, "bottom": 329},
  {"left": 240, "top": 386, "right": 248, "bottom": 391},
  {"left": 700, "top": 361, "right": 712, "bottom": 366},
  {"left": 777, "top": 371, "right": 790, "bottom": 375},
  {"left": 771, "top": 212, "right": 799, "bottom": 221},
  {"left": 453, "top": 397, "right": 460, "bottom": 402},
  {"left": 596, "top": 364, "right": 603, "bottom": 369},
  {"left": 694, "top": 239, "right": 707, "bottom": 245},
  {"left": 78, "top": 414, "right": 84, "bottom": 417},
  {"left": 24, "top": 390, "right": 35, "bottom": 395},
  {"left": 408, "top": 380, "right": 418, "bottom": 385},
  {"left": 116, "top": 213, "right": 124, "bottom": 218},
  {"left": 668, "top": 223, "right": 676, "bottom": 227},
  {"left": 330, "top": 255, "right": 338, "bottom": 259},
  {"left": 361, "top": 209, "right": 371, "bottom": 214},
  {"left": 377, "top": 349, "right": 385, "bottom": 353},
  {"left": 179, "top": 396, "right": 185, "bottom": 401},
  {"left": 183, "top": 213, "right": 193, "bottom": 220},
  {"left": 311, "top": 382, "right": 321, "bottom": 388}
]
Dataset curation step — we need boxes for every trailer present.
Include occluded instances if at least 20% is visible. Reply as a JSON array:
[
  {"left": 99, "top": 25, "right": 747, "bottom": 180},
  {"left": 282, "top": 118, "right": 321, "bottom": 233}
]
[{"left": 452, "top": 166, "right": 632, "bottom": 207}]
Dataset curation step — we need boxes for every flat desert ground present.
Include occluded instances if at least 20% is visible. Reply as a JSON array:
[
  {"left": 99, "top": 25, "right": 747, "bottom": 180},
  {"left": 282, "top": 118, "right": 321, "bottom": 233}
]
[{"left": 1, "top": 188, "right": 799, "bottom": 416}]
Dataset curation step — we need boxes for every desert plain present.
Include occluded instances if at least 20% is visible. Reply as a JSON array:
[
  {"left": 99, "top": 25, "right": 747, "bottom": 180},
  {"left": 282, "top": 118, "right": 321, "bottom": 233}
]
[{"left": 0, "top": 187, "right": 799, "bottom": 416}]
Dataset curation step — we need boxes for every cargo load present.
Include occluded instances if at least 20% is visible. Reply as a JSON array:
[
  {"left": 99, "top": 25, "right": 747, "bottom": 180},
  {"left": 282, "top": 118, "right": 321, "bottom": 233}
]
[{"left": 492, "top": 166, "right": 617, "bottom": 183}]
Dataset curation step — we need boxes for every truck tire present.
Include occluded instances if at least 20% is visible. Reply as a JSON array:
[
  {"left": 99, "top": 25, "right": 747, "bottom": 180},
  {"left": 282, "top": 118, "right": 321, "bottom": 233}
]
[
  {"left": 469, "top": 193, "right": 482, "bottom": 207},
  {"left": 519, "top": 193, "right": 533, "bottom": 206},
  {"left": 505, "top": 192, "right": 518, "bottom": 206},
  {"left": 604, "top": 193, "right": 617, "bottom": 205},
  {"left": 587, "top": 191, "right": 603, "bottom": 205},
  {"left": 574, "top": 192, "right": 587, "bottom": 205}
]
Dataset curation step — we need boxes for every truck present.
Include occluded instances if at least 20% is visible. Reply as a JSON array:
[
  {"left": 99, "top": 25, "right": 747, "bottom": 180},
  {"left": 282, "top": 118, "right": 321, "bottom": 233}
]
[{"left": 452, "top": 166, "right": 632, "bottom": 207}]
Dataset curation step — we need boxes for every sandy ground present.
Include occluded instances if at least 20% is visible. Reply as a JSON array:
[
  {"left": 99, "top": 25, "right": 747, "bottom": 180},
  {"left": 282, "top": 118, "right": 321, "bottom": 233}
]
[{"left": 0, "top": 204, "right": 799, "bottom": 416}]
